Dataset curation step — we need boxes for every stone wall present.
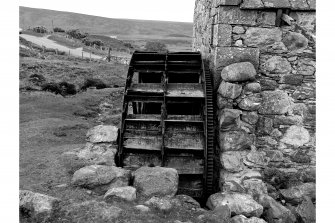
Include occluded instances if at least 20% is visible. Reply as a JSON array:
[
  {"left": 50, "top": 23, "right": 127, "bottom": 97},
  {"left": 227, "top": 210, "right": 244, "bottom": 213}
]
[{"left": 193, "top": 0, "right": 316, "bottom": 222}]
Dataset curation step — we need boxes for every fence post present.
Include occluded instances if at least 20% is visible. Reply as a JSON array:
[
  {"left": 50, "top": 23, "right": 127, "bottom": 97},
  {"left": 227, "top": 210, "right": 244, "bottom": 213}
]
[
  {"left": 56, "top": 49, "right": 58, "bottom": 55},
  {"left": 90, "top": 52, "right": 91, "bottom": 61},
  {"left": 108, "top": 47, "right": 111, "bottom": 62},
  {"left": 82, "top": 51, "right": 83, "bottom": 59}
]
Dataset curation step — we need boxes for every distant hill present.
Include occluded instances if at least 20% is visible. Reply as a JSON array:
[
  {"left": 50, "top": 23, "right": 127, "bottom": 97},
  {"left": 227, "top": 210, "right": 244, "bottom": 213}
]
[{"left": 19, "top": 6, "right": 193, "bottom": 40}]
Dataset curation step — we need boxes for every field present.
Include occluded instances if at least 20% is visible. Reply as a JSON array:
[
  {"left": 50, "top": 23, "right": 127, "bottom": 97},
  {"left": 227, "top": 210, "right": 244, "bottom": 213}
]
[{"left": 20, "top": 6, "right": 193, "bottom": 52}]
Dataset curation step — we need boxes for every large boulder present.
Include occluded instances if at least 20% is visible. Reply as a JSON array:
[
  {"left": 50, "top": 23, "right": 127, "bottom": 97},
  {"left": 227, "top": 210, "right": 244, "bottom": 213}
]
[
  {"left": 60, "top": 143, "right": 117, "bottom": 173},
  {"left": 258, "top": 90, "right": 293, "bottom": 115},
  {"left": 280, "top": 125, "right": 310, "bottom": 147},
  {"left": 86, "top": 125, "right": 118, "bottom": 143},
  {"left": 231, "top": 215, "right": 267, "bottom": 223},
  {"left": 218, "top": 81, "right": 243, "bottom": 99},
  {"left": 218, "top": 130, "right": 255, "bottom": 151},
  {"left": 133, "top": 167, "right": 178, "bottom": 198},
  {"left": 295, "top": 196, "right": 316, "bottom": 223},
  {"left": 259, "top": 194, "right": 296, "bottom": 223},
  {"left": 207, "top": 192, "right": 263, "bottom": 217},
  {"left": 279, "top": 182, "right": 316, "bottom": 204},
  {"left": 20, "top": 190, "right": 60, "bottom": 222},
  {"left": 71, "top": 165, "right": 130, "bottom": 194},
  {"left": 221, "top": 62, "right": 256, "bottom": 82},
  {"left": 104, "top": 186, "right": 136, "bottom": 202},
  {"left": 64, "top": 200, "right": 122, "bottom": 222}
]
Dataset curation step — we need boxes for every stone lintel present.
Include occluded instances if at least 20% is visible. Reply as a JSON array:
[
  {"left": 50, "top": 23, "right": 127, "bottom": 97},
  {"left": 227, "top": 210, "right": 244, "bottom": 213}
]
[
  {"left": 218, "top": 6, "right": 257, "bottom": 25},
  {"left": 215, "top": 0, "right": 242, "bottom": 7}
]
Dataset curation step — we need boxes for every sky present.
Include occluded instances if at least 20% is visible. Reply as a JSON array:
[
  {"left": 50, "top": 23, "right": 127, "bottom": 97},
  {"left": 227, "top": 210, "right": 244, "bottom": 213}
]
[{"left": 19, "top": 0, "right": 195, "bottom": 23}]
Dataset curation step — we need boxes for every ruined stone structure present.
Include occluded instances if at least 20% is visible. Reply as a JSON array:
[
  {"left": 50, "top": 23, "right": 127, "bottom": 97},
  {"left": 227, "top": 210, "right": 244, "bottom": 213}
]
[{"left": 193, "top": 0, "right": 316, "bottom": 221}]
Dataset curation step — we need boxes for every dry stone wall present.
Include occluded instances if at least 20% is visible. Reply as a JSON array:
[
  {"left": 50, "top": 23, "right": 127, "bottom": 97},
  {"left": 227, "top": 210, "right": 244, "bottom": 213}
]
[{"left": 193, "top": 0, "right": 315, "bottom": 221}]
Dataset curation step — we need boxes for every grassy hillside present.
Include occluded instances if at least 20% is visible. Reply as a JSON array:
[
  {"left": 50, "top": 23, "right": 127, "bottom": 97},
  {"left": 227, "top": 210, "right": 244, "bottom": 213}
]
[{"left": 19, "top": 6, "right": 193, "bottom": 41}]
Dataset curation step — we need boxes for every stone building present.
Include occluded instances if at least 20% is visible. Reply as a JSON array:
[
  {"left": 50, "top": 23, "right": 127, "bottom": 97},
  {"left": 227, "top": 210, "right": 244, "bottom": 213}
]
[{"left": 193, "top": 0, "right": 316, "bottom": 222}]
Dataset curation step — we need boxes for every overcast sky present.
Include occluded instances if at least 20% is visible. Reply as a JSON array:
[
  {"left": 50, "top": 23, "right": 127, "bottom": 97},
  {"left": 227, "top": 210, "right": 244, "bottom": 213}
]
[{"left": 19, "top": 0, "right": 195, "bottom": 23}]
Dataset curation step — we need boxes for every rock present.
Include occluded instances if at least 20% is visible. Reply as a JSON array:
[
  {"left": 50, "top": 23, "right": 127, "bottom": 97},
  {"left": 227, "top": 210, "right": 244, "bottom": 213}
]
[
  {"left": 260, "top": 79, "right": 278, "bottom": 91},
  {"left": 65, "top": 200, "right": 122, "bottom": 222},
  {"left": 19, "top": 190, "right": 60, "bottom": 222},
  {"left": 71, "top": 165, "right": 130, "bottom": 194},
  {"left": 280, "top": 183, "right": 316, "bottom": 204},
  {"left": 280, "top": 74, "right": 303, "bottom": 85},
  {"left": 104, "top": 186, "right": 136, "bottom": 202},
  {"left": 214, "top": 47, "right": 260, "bottom": 71},
  {"left": 292, "top": 83, "right": 315, "bottom": 100},
  {"left": 297, "top": 58, "right": 315, "bottom": 76},
  {"left": 219, "top": 108, "right": 242, "bottom": 130},
  {"left": 60, "top": 143, "right": 117, "bottom": 173},
  {"left": 259, "top": 90, "right": 293, "bottom": 115},
  {"left": 261, "top": 56, "right": 291, "bottom": 77},
  {"left": 270, "top": 128, "right": 283, "bottom": 139},
  {"left": 243, "top": 149, "right": 269, "bottom": 168},
  {"left": 207, "top": 192, "right": 263, "bottom": 217},
  {"left": 220, "top": 151, "right": 244, "bottom": 173},
  {"left": 234, "top": 40, "right": 243, "bottom": 46},
  {"left": 238, "top": 94, "right": 262, "bottom": 111},
  {"left": 218, "top": 81, "right": 243, "bottom": 99},
  {"left": 295, "top": 196, "right": 316, "bottom": 223},
  {"left": 244, "top": 83, "right": 261, "bottom": 94},
  {"left": 259, "top": 194, "right": 296, "bottom": 223},
  {"left": 231, "top": 215, "right": 267, "bottom": 223},
  {"left": 135, "top": 205, "right": 150, "bottom": 212},
  {"left": 243, "top": 179, "right": 268, "bottom": 197},
  {"left": 218, "top": 130, "right": 255, "bottom": 151},
  {"left": 86, "top": 125, "right": 118, "bottom": 143},
  {"left": 274, "top": 115, "right": 303, "bottom": 126},
  {"left": 290, "top": 12, "right": 316, "bottom": 33},
  {"left": 243, "top": 27, "right": 285, "bottom": 50},
  {"left": 220, "top": 169, "right": 262, "bottom": 192},
  {"left": 201, "top": 205, "right": 231, "bottom": 223},
  {"left": 241, "top": 112, "right": 258, "bottom": 125},
  {"left": 213, "top": 24, "right": 232, "bottom": 47},
  {"left": 217, "top": 95, "right": 234, "bottom": 109},
  {"left": 221, "top": 62, "right": 256, "bottom": 82},
  {"left": 256, "top": 136, "right": 278, "bottom": 149},
  {"left": 240, "top": 0, "right": 264, "bottom": 9},
  {"left": 257, "top": 11, "right": 276, "bottom": 26},
  {"left": 175, "top": 194, "right": 201, "bottom": 209},
  {"left": 233, "top": 26, "right": 245, "bottom": 34},
  {"left": 290, "top": 0, "right": 310, "bottom": 10},
  {"left": 283, "top": 32, "right": 308, "bottom": 52},
  {"left": 256, "top": 116, "right": 273, "bottom": 135},
  {"left": 133, "top": 166, "right": 178, "bottom": 198},
  {"left": 145, "top": 196, "right": 173, "bottom": 212},
  {"left": 280, "top": 125, "right": 310, "bottom": 147},
  {"left": 262, "top": 0, "right": 290, "bottom": 8},
  {"left": 266, "top": 150, "right": 284, "bottom": 162}
]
